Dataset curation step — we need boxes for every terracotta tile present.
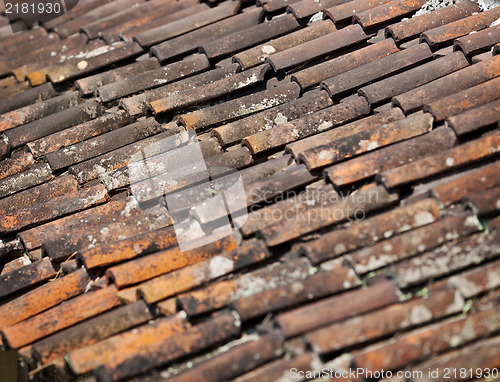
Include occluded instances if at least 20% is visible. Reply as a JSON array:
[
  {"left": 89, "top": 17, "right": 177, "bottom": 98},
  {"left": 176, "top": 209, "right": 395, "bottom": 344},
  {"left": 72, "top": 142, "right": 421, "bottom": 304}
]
[
  {"left": 151, "top": 8, "right": 263, "bottom": 63},
  {"left": 162, "top": 330, "right": 284, "bottom": 382},
  {"left": 308, "top": 286, "right": 465, "bottom": 354},
  {"left": 0, "top": 82, "right": 56, "bottom": 115},
  {"left": 47, "top": 42, "right": 144, "bottom": 84},
  {"left": 214, "top": 90, "right": 333, "bottom": 146},
  {"left": 0, "top": 91, "right": 79, "bottom": 133},
  {"left": 267, "top": 24, "right": 368, "bottom": 71},
  {"left": 234, "top": 20, "right": 336, "bottom": 70},
  {"left": 349, "top": 212, "right": 481, "bottom": 274},
  {"left": 66, "top": 311, "right": 189, "bottom": 375},
  {"left": 299, "top": 113, "right": 433, "bottom": 170},
  {"left": 359, "top": 51, "right": 469, "bottom": 106},
  {"left": 0, "top": 151, "right": 34, "bottom": 181},
  {"left": 393, "top": 55, "right": 500, "bottom": 114},
  {"left": 106, "top": 235, "right": 237, "bottom": 288},
  {"left": 201, "top": 14, "right": 300, "bottom": 60},
  {"left": 432, "top": 161, "right": 500, "bottom": 205},
  {"left": 392, "top": 229, "right": 499, "bottom": 288},
  {"left": 324, "top": 0, "right": 392, "bottom": 23},
  {"left": 0, "top": 256, "right": 31, "bottom": 276},
  {"left": 0, "top": 267, "right": 88, "bottom": 329},
  {"left": 406, "top": 336, "right": 500, "bottom": 382},
  {"left": 0, "top": 184, "right": 108, "bottom": 234},
  {"left": 467, "top": 185, "right": 500, "bottom": 216},
  {"left": 134, "top": 2, "right": 240, "bottom": 48},
  {"left": 302, "top": 198, "right": 440, "bottom": 264},
  {"left": 18, "top": 197, "right": 141, "bottom": 251},
  {"left": 292, "top": 38, "right": 399, "bottom": 90},
  {"left": 276, "top": 280, "right": 400, "bottom": 338},
  {"left": 421, "top": 7, "right": 500, "bottom": 47},
  {"left": 121, "top": 65, "right": 238, "bottom": 116},
  {"left": 353, "top": 307, "right": 499, "bottom": 373},
  {"left": 328, "top": 127, "right": 457, "bottom": 187},
  {"left": 243, "top": 96, "right": 370, "bottom": 154},
  {"left": 446, "top": 98, "right": 500, "bottom": 136},
  {"left": 234, "top": 259, "right": 359, "bottom": 321},
  {"left": 380, "top": 130, "right": 499, "bottom": 188},
  {"left": 260, "top": 184, "right": 398, "bottom": 246},
  {"left": 179, "top": 257, "right": 311, "bottom": 316},
  {"left": 138, "top": 239, "right": 270, "bottom": 304},
  {"left": 79, "top": 225, "right": 177, "bottom": 269},
  {"left": 386, "top": 0, "right": 480, "bottom": 42},
  {"left": 97, "top": 54, "right": 210, "bottom": 102},
  {"left": 354, "top": 0, "right": 427, "bottom": 29},
  {"left": 75, "top": 58, "right": 160, "bottom": 96},
  {"left": 43, "top": 210, "right": 170, "bottom": 262},
  {"left": 2, "top": 286, "right": 120, "bottom": 349},
  {"left": 150, "top": 64, "right": 270, "bottom": 116},
  {"left": 93, "top": 310, "right": 240, "bottom": 382},
  {"left": 32, "top": 300, "right": 153, "bottom": 364},
  {"left": 289, "top": 0, "right": 352, "bottom": 20},
  {"left": 27, "top": 109, "right": 131, "bottom": 158}
]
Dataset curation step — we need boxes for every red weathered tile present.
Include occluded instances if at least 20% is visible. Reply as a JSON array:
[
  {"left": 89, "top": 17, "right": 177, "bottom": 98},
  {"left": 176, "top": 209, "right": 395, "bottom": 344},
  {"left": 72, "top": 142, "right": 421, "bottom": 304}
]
[
  {"left": 392, "top": 229, "right": 499, "bottom": 287},
  {"left": 160, "top": 330, "right": 284, "bottom": 382},
  {"left": 276, "top": 280, "right": 400, "bottom": 338},
  {"left": 97, "top": 54, "right": 210, "bottom": 102},
  {"left": 300, "top": 113, "right": 433, "bottom": 170},
  {"left": 353, "top": 307, "right": 499, "bottom": 373},
  {"left": 353, "top": 0, "right": 427, "bottom": 29},
  {"left": 233, "top": 259, "right": 360, "bottom": 321},
  {"left": 0, "top": 256, "right": 31, "bottom": 276},
  {"left": 0, "top": 151, "right": 34, "bottom": 181},
  {"left": 455, "top": 24, "right": 500, "bottom": 56},
  {"left": 392, "top": 55, "right": 500, "bottom": 114},
  {"left": 406, "top": 336, "right": 500, "bottom": 382},
  {"left": 421, "top": 7, "right": 500, "bottom": 46},
  {"left": 133, "top": 2, "right": 240, "bottom": 48},
  {"left": 234, "top": 20, "right": 336, "bottom": 70},
  {"left": 348, "top": 212, "right": 481, "bottom": 274},
  {"left": 151, "top": 8, "right": 263, "bottom": 63},
  {"left": 324, "top": 43, "right": 433, "bottom": 97},
  {"left": 0, "top": 184, "right": 108, "bottom": 234},
  {"left": 178, "top": 258, "right": 311, "bottom": 316},
  {"left": 380, "top": 130, "right": 499, "bottom": 189},
  {"left": 214, "top": 90, "right": 333, "bottom": 146},
  {"left": 93, "top": 310, "right": 241, "bottom": 382},
  {"left": 385, "top": 0, "right": 480, "bottom": 42},
  {"left": 0, "top": 91, "right": 79, "bottom": 133},
  {"left": 46, "top": 118, "right": 164, "bottom": 171},
  {"left": 445, "top": 98, "right": 500, "bottom": 135},
  {"left": 292, "top": 38, "right": 399, "bottom": 90},
  {"left": 150, "top": 64, "right": 270, "bottom": 116},
  {"left": 18, "top": 197, "right": 141, "bottom": 251},
  {"left": 201, "top": 14, "right": 300, "bottom": 60},
  {"left": 359, "top": 51, "right": 469, "bottom": 105},
  {"left": 302, "top": 198, "right": 440, "bottom": 264},
  {"left": 138, "top": 240, "right": 270, "bottom": 304},
  {"left": 432, "top": 261, "right": 500, "bottom": 299},
  {"left": 327, "top": 127, "right": 457, "bottom": 187},
  {"left": 259, "top": 184, "right": 398, "bottom": 246},
  {"left": 432, "top": 161, "right": 500, "bottom": 205},
  {"left": 432, "top": 72, "right": 500, "bottom": 117},
  {"left": 32, "top": 300, "right": 154, "bottom": 364},
  {"left": 106, "top": 235, "right": 237, "bottom": 288},
  {"left": 0, "top": 163, "right": 53, "bottom": 199},
  {"left": 324, "top": 0, "right": 391, "bottom": 23},
  {"left": 467, "top": 185, "right": 500, "bottom": 216},
  {"left": 268, "top": 24, "right": 368, "bottom": 72},
  {"left": 66, "top": 312, "right": 189, "bottom": 375},
  {"left": 121, "top": 64, "right": 238, "bottom": 116},
  {"left": 2, "top": 286, "right": 120, "bottom": 349},
  {"left": 308, "top": 286, "right": 465, "bottom": 354},
  {"left": 0, "top": 267, "right": 89, "bottom": 329},
  {"left": 289, "top": 0, "right": 351, "bottom": 20},
  {"left": 243, "top": 96, "right": 370, "bottom": 154}
]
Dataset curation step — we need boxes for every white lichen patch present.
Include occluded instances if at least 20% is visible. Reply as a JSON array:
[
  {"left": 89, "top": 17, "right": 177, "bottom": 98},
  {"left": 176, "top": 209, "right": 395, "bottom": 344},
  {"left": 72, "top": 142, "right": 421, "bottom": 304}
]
[
  {"left": 209, "top": 256, "right": 234, "bottom": 279},
  {"left": 261, "top": 45, "right": 276, "bottom": 55},
  {"left": 410, "top": 305, "right": 433, "bottom": 325}
]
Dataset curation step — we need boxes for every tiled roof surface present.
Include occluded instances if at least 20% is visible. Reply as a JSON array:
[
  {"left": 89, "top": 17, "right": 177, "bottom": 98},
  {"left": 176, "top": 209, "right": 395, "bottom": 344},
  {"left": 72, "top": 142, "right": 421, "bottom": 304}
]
[{"left": 0, "top": 0, "right": 499, "bottom": 381}]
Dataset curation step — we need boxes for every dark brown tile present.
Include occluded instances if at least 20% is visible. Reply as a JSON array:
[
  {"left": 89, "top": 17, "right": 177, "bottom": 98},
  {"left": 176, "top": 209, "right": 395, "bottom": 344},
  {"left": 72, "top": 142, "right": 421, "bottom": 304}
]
[
  {"left": 353, "top": 0, "right": 427, "bottom": 29},
  {"left": 445, "top": 98, "right": 500, "bottom": 135},
  {"left": 0, "top": 163, "right": 53, "bottom": 199}
]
